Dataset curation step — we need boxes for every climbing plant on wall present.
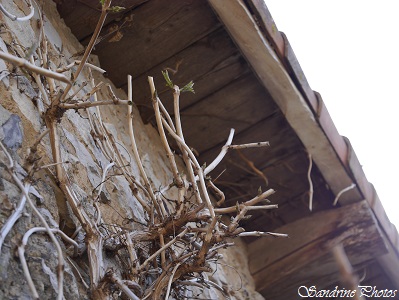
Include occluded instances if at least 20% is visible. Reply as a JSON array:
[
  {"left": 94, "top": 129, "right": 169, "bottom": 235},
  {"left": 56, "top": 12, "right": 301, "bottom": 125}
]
[{"left": 0, "top": 1, "right": 286, "bottom": 299}]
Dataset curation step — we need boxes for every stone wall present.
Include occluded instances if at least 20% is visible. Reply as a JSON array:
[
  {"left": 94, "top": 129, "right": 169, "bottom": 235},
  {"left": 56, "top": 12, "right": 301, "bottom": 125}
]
[{"left": 0, "top": 1, "right": 264, "bottom": 299}]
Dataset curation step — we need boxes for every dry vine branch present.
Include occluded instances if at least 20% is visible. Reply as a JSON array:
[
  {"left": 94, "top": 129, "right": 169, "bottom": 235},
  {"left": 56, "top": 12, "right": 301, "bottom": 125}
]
[
  {"left": 0, "top": 51, "right": 71, "bottom": 84},
  {"left": 0, "top": 0, "right": 34, "bottom": 22},
  {"left": 61, "top": 0, "right": 112, "bottom": 100},
  {"left": 307, "top": 152, "right": 314, "bottom": 211},
  {"left": 128, "top": 75, "right": 159, "bottom": 216},
  {"left": 333, "top": 183, "right": 357, "bottom": 206},
  {"left": 0, "top": 141, "right": 65, "bottom": 300}
]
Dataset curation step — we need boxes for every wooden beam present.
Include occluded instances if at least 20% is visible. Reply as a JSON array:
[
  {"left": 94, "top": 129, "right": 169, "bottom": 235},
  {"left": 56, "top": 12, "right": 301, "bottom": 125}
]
[
  {"left": 93, "top": 0, "right": 221, "bottom": 86},
  {"left": 244, "top": 4, "right": 399, "bottom": 285},
  {"left": 198, "top": 111, "right": 301, "bottom": 176},
  {"left": 180, "top": 73, "right": 277, "bottom": 153},
  {"left": 346, "top": 138, "right": 399, "bottom": 286},
  {"left": 208, "top": 0, "right": 399, "bottom": 291},
  {"left": 260, "top": 254, "right": 375, "bottom": 299},
  {"left": 128, "top": 28, "right": 249, "bottom": 121},
  {"left": 247, "top": 201, "right": 387, "bottom": 297},
  {"left": 207, "top": 0, "right": 362, "bottom": 204},
  {"left": 55, "top": 0, "right": 148, "bottom": 41},
  {"left": 244, "top": 0, "right": 285, "bottom": 59}
]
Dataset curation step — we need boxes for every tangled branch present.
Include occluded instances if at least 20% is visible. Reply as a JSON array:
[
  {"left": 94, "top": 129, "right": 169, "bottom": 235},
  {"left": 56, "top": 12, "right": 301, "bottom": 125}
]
[{"left": 0, "top": 2, "right": 287, "bottom": 299}]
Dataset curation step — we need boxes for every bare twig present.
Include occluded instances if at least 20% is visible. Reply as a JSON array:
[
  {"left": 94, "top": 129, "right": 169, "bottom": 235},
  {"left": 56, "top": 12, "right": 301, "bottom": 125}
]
[
  {"left": 164, "top": 261, "right": 184, "bottom": 300},
  {"left": 56, "top": 60, "right": 106, "bottom": 74},
  {"left": 139, "top": 228, "right": 189, "bottom": 271},
  {"left": 148, "top": 77, "right": 184, "bottom": 191},
  {"left": 159, "top": 116, "right": 214, "bottom": 218},
  {"left": 172, "top": 85, "right": 197, "bottom": 208},
  {"left": 203, "top": 129, "right": 235, "bottom": 176},
  {"left": 333, "top": 183, "right": 356, "bottom": 206},
  {"left": 227, "top": 141, "right": 270, "bottom": 149},
  {"left": 238, "top": 231, "right": 288, "bottom": 238},
  {"left": 107, "top": 271, "right": 141, "bottom": 300},
  {"left": 214, "top": 189, "right": 275, "bottom": 214},
  {"left": 0, "top": 183, "right": 30, "bottom": 251},
  {"left": 125, "top": 233, "right": 139, "bottom": 276},
  {"left": 60, "top": 99, "right": 131, "bottom": 110},
  {"left": 0, "top": 0, "right": 34, "bottom": 22},
  {"left": 208, "top": 180, "right": 225, "bottom": 207},
  {"left": 307, "top": 152, "right": 314, "bottom": 211},
  {"left": 127, "top": 75, "right": 158, "bottom": 215},
  {"left": 66, "top": 257, "right": 90, "bottom": 289},
  {"left": 62, "top": 0, "right": 112, "bottom": 99},
  {"left": 0, "top": 51, "right": 71, "bottom": 84}
]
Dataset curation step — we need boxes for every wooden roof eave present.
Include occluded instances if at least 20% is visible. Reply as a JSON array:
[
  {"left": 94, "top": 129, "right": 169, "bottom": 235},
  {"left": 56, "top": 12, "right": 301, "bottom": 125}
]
[
  {"left": 248, "top": 200, "right": 388, "bottom": 296},
  {"left": 207, "top": 0, "right": 360, "bottom": 205},
  {"left": 207, "top": 0, "right": 399, "bottom": 287}
]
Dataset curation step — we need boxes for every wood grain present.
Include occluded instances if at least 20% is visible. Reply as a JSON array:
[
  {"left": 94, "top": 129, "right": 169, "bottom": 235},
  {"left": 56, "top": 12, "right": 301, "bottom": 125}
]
[
  {"left": 247, "top": 201, "right": 387, "bottom": 295},
  {"left": 92, "top": 0, "right": 221, "bottom": 85}
]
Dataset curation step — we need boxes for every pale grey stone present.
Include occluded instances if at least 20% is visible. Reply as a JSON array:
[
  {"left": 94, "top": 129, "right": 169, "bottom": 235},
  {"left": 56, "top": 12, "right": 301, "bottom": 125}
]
[{"left": 1, "top": 114, "right": 23, "bottom": 151}]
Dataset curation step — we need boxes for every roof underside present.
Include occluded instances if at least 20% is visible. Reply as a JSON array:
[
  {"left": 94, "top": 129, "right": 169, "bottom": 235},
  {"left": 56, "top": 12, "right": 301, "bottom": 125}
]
[{"left": 55, "top": 0, "right": 399, "bottom": 297}]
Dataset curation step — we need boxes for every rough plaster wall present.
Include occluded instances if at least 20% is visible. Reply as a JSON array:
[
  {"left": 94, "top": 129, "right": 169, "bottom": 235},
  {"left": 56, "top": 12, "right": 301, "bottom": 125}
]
[{"left": 0, "top": 1, "right": 264, "bottom": 299}]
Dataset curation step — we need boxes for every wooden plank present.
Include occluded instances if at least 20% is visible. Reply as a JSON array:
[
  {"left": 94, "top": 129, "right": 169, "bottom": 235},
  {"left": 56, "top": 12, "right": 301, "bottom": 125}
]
[
  {"left": 55, "top": 0, "right": 148, "bottom": 41},
  {"left": 377, "top": 235, "right": 399, "bottom": 288},
  {"left": 321, "top": 261, "right": 398, "bottom": 295},
  {"left": 198, "top": 111, "right": 300, "bottom": 176},
  {"left": 242, "top": 180, "right": 335, "bottom": 234},
  {"left": 128, "top": 28, "right": 249, "bottom": 121},
  {"left": 93, "top": 0, "right": 221, "bottom": 86},
  {"left": 276, "top": 181, "right": 334, "bottom": 222},
  {"left": 262, "top": 255, "right": 375, "bottom": 299},
  {"left": 247, "top": 201, "right": 387, "bottom": 294},
  {"left": 245, "top": 0, "right": 285, "bottom": 58},
  {"left": 346, "top": 138, "right": 399, "bottom": 287},
  {"left": 219, "top": 0, "right": 378, "bottom": 194},
  {"left": 247, "top": 0, "right": 399, "bottom": 287},
  {"left": 215, "top": 150, "right": 311, "bottom": 206},
  {"left": 360, "top": 260, "right": 399, "bottom": 291},
  {"left": 207, "top": 0, "right": 362, "bottom": 205},
  {"left": 180, "top": 73, "right": 277, "bottom": 154},
  {"left": 347, "top": 137, "right": 399, "bottom": 250},
  {"left": 247, "top": 1, "right": 355, "bottom": 203}
]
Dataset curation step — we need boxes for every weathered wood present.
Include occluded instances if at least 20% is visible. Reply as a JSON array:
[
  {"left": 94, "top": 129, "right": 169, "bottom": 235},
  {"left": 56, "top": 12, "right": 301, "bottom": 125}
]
[
  {"left": 180, "top": 73, "right": 277, "bottom": 154},
  {"left": 199, "top": 111, "right": 300, "bottom": 164},
  {"left": 377, "top": 236, "right": 399, "bottom": 289},
  {"left": 128, "top": 28, "right": 249, "bottom": 121},
  {"left": 252, "top": 198, "right": 307, "bottom": 231},
  {"left": 260, "top": 256, "right": 382, "bottom": 299},
  {"left": 241, "top": 179, "right": 335, "bottom": 235},
  {"left": 262, "top": 255, "right": 375, "bottom": 299},
  {"left": 92, "top": 0, "right": 221, "bottom": 86},
  {"left": 247, "top": 201, "right": 387, "bottom": 295},
  {"left": 360, "top": 260, "right": 399, "bottom": 291},
  {"left": 322, "top": 260, "right": 398, "bottom": 295},
  {"left": 197, "top": 112, "right": 304, "bottom": 200},
  {"left": 237, "top": 160, "right": 332, "bottom": 209},
  {"left": 209, "top": 150, "right": 309, "bottom": 208},
  {"left": 207, "top": 0, "right": 362, "bottom": 205},
  {"left": 245, "top": 0, "right": 285, "bottom": 59},
  {"left": 344, "top": 139, "right": 399, "bottom": 288},
  {"left": 55, "top": 0, "right": 148, "bottom": 41}
]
